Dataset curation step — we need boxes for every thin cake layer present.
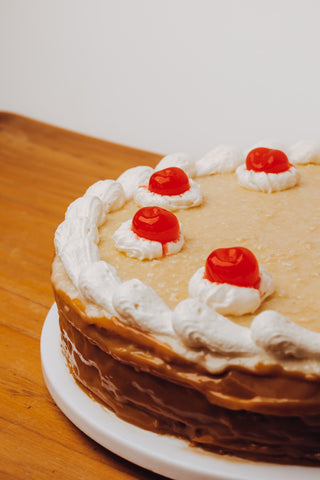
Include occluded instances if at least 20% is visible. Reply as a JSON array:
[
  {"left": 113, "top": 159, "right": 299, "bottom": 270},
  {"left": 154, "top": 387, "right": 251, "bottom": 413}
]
[{"left": 54, "top": 287, "right": 320, "bottom": 417}]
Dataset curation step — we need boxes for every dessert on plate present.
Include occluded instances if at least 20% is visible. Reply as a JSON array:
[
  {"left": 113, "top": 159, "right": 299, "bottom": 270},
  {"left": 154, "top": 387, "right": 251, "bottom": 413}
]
[{"left": 51, "top": 141, "right": 320, "bottom": 464}]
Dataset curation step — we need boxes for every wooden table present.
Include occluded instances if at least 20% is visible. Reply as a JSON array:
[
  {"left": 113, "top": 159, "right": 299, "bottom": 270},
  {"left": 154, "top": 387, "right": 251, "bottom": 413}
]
[{"left": 0, "top": 113, "right": 168, "bottom": 480}]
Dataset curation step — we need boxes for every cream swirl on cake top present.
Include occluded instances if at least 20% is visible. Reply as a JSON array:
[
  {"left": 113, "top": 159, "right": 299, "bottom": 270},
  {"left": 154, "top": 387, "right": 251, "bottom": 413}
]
[
  {"left": 189, "top": 264, "right": 274, "bottom": 316},
  {"left": 236, "top": 147, "right": 300, "bottom": 193},
  {"left": 288, "top": 140, "right": 320, "bottom": 165},
  {"left": 188, "top": 246, "right": 274, "bottom": 317},
  {"left": 195, "top": 145, "right": 244, "bottom": 176},
  {"left": 172, "top": 298, "right": 259, "bottom": 356},
  {"left": 134, "top": 167, "right": 202, "bottom": 210},
  {"left": 112, "top": 207, "right": 185, "bottom": 260},
  {"left": 117, "top": 165, "right": 154, "bottom": 200}
]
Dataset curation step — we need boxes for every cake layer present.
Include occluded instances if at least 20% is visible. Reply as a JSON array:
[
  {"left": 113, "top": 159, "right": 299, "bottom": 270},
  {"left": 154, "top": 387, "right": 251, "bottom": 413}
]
[
  {"left": 54, "top": 287, "right": 320, "bottom": 417},
  {"left": 58, "top": 300, "right": 320, "bottom": 465}
]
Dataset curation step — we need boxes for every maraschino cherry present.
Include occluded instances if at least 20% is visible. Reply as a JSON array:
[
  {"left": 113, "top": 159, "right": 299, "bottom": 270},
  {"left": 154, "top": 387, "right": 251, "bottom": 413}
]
[
  {"left": 246, "top": 147, "right": 292, "bottom": 174},
  {"left": 148, "top": 167, "right": 190, "bottom": 196},
  {"left": 132, "top": 206, "right": 180, "bottom": 244},
  {"left": 204, "top": 246, "right": 260, "bottom": 289}
]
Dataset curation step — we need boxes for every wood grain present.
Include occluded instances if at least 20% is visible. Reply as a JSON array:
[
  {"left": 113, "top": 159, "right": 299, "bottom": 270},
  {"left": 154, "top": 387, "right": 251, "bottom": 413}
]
[{"left": 0, "top": 113, "right": 168, "bottom": 480}]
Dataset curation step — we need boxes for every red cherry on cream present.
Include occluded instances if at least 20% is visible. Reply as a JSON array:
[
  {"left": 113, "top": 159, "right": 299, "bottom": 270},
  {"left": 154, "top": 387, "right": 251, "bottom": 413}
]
[
  {"left": 204, "top": 247, "right": 260, "bottom": 289},
  {"left": 246, "top": 147, "right": 292, "bottom": 174},
  {"left": 132, "top": 206, "right": 180, "bottom": 244},
  {"left": 148, "top": 167, "right": 190, "bottom": 196}
]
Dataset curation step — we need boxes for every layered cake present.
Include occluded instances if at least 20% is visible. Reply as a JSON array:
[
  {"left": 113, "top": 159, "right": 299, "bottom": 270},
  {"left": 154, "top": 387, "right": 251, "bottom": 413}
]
[{"left": 52, "top": 140, "right": 320, "bottom": 464}]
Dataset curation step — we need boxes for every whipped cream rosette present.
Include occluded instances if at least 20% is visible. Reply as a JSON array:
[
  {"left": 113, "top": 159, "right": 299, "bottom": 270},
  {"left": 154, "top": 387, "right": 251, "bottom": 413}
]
[
  {"left": 113, "top": 206, "right": 184, "bottom": 260},
  {"left": 117, "top": 165, "right": 154, "bottom": 200},
  {"left": 189, "top": 246, "right": 274, "bottom": 316},
  {"left": 195, "top": 145, "right": 244, "bottom": 176},
  {"left": 172, "top": 298, "right": 259, "bottom": 356},
  {"left": 288, "top": 140, "right": 320, "bottom": 165},
  {"left": 236, "top": 147, "right": 300, "bottom": 193},
  {"left": 134, "top": 167, "right": 202, "bottom": 210}
]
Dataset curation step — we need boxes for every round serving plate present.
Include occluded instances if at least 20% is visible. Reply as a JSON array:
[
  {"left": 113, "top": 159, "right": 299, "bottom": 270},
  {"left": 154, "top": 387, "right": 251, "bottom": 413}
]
[{"left": 41, "top": 304, "right": 320, "bottom": 480}]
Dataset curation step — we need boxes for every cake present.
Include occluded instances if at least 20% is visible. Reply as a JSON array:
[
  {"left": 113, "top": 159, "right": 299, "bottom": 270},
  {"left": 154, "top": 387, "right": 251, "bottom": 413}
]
[{"left": 52, "top": 141, "right": 320, "bottom": 464}]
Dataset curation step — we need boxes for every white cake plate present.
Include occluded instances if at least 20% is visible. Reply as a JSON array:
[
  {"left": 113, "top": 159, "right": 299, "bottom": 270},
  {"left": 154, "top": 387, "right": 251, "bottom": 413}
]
[{"left": 41, "top": 304, "right": 320, "bottom": 480}]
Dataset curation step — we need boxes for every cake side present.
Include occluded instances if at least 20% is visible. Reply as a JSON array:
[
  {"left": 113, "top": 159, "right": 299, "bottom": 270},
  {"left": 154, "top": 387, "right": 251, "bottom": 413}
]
[
  {"left": 53, "top": 268, "right": 320, "bottom": 417},
  {"left": 57, "top": 290, "right": 320, "bottom": 464}
]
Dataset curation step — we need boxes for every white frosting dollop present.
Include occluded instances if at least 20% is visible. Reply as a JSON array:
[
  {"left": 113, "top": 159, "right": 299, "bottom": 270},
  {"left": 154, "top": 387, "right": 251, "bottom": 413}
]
[
  {"left": 85, "top": 180, "right": 125, "bottom": 213},
  {"left": 236, "top": 164, "right": 300, "bottom": 193},
  {"left": 78, "top": 261, "right": 122, "bottom": 315},
  {"left": 55, "top": 195, "right": 102, "bottom": 288},
  {"left": 112, "top": 219, "right": 184, "bottom": 260},
  {"left": 188, "top": 266, "right": 274, "bottom": 316},
  {"left": 251, "top": 310, "right": 320, "bottom": 359},
  {"left": 288, "top": 141, "right": 320, "bottom": 165},
  {"left": 155, "top": 153, "right": 196, "bottom": 178},
  {"left": 112, "top": 278, "right": 174, "bottom": 335},
  {"left": 117, "top": 166, "right": 154, "bottom": 200},
  {"left": 65, "top": 195, "right": 105, "bottom": 227},
  {"left": 172, "top": 299, "right": 259, "bottom": 356},
  {"left": 59, "top": 238, "right": 100, "bottom": 287},
  {"left": 195, "top": 145, "right": 244, "bottom": 176},
  {"left": 54, "top": 218, "right": 99, "bottom": 256},
  {"left": 134, "top": 179, "right": 202, "bottom": 210}
]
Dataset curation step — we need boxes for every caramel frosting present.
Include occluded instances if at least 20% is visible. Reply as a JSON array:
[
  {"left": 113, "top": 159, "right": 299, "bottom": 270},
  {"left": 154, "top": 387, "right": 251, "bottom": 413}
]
[
  {"left": 58, "top": 307, "right": 320, "bottom": 464},
  {"left": 53, "top": 288, "right": 320, "bottom": 417}
]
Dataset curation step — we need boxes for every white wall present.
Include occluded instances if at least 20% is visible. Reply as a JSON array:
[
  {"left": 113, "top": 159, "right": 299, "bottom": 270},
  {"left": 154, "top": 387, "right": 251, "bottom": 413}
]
[{"left": 1, "top": 0, "right": 319, "bottom": 156}]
